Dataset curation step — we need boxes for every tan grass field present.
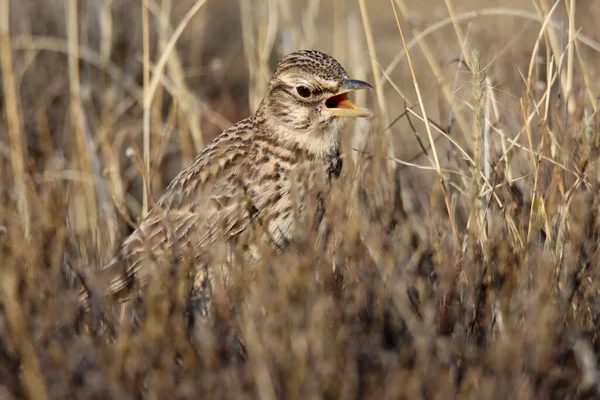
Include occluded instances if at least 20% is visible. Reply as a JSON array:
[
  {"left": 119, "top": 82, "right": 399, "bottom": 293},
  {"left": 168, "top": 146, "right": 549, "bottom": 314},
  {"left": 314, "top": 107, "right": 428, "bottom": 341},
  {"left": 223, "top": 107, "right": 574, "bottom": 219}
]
[{"left": 1, "top": 0, "right": 600, "bottom": 398}]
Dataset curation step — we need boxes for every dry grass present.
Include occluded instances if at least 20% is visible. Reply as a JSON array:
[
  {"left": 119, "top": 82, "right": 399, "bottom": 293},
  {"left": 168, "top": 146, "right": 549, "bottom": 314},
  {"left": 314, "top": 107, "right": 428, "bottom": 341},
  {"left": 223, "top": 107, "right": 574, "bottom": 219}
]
[{"left": 1, "top": 0, "right": 600, "bottom": 398}]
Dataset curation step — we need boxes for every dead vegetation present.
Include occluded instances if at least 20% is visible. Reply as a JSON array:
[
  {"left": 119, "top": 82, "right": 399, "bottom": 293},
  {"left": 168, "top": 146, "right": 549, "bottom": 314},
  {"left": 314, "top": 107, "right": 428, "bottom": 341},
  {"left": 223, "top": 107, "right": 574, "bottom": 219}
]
[{"left": 1, "top": 0, "right": 600, "bottom": 398}]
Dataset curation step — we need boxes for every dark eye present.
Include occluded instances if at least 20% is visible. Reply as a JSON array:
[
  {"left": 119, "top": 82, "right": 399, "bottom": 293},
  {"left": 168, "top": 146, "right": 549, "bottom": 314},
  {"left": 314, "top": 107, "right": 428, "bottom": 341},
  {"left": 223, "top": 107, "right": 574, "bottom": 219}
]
[{"left": 296, "top": 86, "right": 311, "bottom": 98}]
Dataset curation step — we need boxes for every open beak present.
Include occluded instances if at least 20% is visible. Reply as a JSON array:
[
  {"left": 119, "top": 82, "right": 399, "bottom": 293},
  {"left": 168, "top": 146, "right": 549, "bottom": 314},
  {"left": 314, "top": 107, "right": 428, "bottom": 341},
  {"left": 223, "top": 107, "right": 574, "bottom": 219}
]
[{"left": 324, "top": 78, "right": 373, "bottom": 118}]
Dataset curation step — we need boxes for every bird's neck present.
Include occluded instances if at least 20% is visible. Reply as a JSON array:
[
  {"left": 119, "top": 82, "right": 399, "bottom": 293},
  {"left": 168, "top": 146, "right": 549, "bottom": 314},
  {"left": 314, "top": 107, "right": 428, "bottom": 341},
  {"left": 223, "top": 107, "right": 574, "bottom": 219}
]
[{"left": 254, "top": 102, "right": 341, "bottom": 162}]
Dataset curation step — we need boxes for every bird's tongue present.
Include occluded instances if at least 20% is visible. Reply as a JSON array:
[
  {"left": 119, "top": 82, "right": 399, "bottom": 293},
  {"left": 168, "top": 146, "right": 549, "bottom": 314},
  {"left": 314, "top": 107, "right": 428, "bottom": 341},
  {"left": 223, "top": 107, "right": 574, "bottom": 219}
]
[
  {"left": 336, "top": 98, "right": 359, "bottom": 109},
  {"left": 326, "top": 93, "right": 359, "bottom": 109}
]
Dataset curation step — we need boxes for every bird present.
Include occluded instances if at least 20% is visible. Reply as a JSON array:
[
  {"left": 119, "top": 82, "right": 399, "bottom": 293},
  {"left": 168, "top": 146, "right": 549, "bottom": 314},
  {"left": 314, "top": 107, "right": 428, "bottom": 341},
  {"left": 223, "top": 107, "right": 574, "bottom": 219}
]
[{"left": 81, "top": 50, "right": 373, "bottom": 311}]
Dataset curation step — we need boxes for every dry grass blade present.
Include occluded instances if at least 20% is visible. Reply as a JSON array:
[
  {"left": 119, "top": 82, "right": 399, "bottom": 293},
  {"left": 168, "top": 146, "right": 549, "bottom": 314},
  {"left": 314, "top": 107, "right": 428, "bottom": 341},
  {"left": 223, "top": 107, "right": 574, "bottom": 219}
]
[
  {"left": 0, "top": 270, "right": 48, "bottom": 400},
  {"left": 146, "top": 0, "right": 208, "bottom": 109},
  {"left": 0, "top": 0, "right": 29, "bottom": 238},
  {"left": 142, "top": 0, "right": 151, "bottom": 216},
  {"left": 390, "top": 0, "right": 460, "bottom": 251},
  {"left": 66, "top": 0, "right": 99, "bottom": 236},
  {"left": 358, "top": 0, "right": 389, "bottom": 128}
]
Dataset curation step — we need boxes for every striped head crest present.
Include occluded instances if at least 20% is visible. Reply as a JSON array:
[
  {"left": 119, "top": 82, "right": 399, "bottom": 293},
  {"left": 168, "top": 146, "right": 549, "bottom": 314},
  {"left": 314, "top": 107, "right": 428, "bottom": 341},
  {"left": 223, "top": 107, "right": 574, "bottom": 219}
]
[{"left": 271, "top": 50, "right": 349, "bottom": 86}]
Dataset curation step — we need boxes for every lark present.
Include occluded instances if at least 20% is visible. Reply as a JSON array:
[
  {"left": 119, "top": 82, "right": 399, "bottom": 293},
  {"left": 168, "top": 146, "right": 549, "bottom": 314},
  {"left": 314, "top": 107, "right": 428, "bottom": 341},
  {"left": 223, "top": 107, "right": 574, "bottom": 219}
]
[{"left": 84, "top": 50, "right": 372, "bottom": 307}]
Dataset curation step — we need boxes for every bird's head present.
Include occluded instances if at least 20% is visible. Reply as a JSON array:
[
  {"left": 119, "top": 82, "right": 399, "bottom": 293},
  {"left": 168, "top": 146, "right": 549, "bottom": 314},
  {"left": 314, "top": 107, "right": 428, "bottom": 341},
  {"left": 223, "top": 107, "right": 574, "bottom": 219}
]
[{"left": 258, "top": 50, "right": 373, "bottom": 159}]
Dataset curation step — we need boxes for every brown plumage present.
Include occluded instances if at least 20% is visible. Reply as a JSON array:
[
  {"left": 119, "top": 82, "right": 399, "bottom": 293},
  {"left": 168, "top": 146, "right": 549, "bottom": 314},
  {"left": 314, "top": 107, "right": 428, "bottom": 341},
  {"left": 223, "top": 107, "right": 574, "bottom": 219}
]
[{"left": 84, "top": 50, "right": 372, "bottom": 307}]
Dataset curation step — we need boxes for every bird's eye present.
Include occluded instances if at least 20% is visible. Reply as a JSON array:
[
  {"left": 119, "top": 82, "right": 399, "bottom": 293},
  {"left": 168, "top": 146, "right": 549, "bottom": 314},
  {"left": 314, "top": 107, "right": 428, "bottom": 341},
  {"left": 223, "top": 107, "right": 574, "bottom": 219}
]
[{"left": 296, "top": 86, "right": 311, "bottom": 98}]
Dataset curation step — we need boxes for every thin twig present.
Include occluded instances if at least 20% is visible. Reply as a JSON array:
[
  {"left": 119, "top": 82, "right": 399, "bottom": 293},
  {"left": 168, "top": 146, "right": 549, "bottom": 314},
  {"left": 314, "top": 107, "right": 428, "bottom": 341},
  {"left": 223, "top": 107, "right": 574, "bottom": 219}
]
[{"left": 449, "top": 23, "right": 471, "bottom": 134}]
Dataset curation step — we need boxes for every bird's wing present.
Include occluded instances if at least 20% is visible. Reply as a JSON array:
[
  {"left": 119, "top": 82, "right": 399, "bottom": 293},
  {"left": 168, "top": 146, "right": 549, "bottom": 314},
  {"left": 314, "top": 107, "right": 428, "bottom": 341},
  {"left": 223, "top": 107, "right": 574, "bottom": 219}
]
[{"left": 97, "top": 131, "right": 257, "bottom": 301}]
